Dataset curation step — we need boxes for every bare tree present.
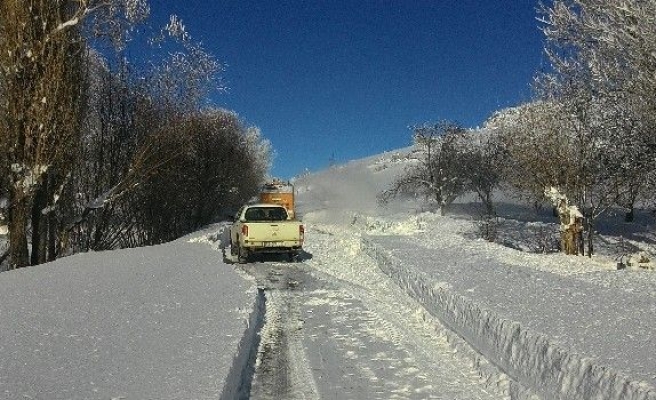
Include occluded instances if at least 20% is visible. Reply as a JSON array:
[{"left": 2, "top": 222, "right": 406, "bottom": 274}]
[
  {"left": 492, "top": 98, "right": 623, "bottom": 256},
  {"left": 0, "top": 2, "right": 235, "bottom": 265},
  {"left": 58, "top": 60, "right": 169, "bottom": 253},
  {"left": 539, "top": 0, "right": 656, "bottom": 197},
  {"left": 0, "top": 1, "right": 88, "bottom": 268},
  {"left": 0, "top": 1, "right": 271, "bottom": 268},
  {"left": 460, "top": 131, "right": 507, "bottom": 218},
  {"left": 380, "top": 121, "right": 468, "bottom": 215},
  {"left": 490, "top": 102, "right": 579, "bottom": 206},
  {"left": 0, "top": 0, "right": 150, "bottom": 268},
  {"left": 132, "top": 109, "right": 269, "bottom": 245},
  {"left": 539, "top": 0, "right": 656, "bottom": 101}
]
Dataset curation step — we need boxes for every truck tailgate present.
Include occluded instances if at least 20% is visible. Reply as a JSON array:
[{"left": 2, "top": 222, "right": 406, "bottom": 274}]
[{"left": 247, "top": 222, "right": 302, "bottom": 243}]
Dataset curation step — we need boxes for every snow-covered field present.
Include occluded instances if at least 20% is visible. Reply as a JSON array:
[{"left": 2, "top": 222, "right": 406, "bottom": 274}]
[{"left": 1, "top": 146, "right": 655, "bottom": 399}]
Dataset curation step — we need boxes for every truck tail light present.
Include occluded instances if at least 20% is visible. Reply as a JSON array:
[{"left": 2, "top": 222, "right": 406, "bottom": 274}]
[
  {"left": 299, "top": 225, "right": 304, "bottom": 243},
  {"left": 241, "top": 224, "right": 249, "bottom": 237}
]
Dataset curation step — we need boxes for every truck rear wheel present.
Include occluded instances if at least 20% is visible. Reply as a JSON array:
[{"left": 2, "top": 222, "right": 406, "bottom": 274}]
[
  {"left": 237, "top": 246, "right": 249, "bottom": 264},
  {"left": 287, "top": 251, "right": 299, "bottom": 263}
]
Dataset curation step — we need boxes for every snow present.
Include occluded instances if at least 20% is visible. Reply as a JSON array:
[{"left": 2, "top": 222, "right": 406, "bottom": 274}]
[
  {"left": 293, "top": 149, "right": 656, "bottom": 400},
  {"left": 0, "top": 226, "right": 259, "bottom": 400},
  {"left": 1, "top": 146, "right": 655, "bottom": 399}
]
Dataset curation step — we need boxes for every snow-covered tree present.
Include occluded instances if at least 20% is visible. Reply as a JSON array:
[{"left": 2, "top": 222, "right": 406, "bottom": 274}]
[
  {"left": 487, "top": 102, "right": 569, "bottom": 208},
  {"left": 539, "top": 0, "right": 656, "bottom": 102},
  {"left": 490, "top": 100, "right": 616, "bottom": 255},
  {"left": 535, "top": 0, "right": 656, "bottom": 254},
  {"left": 143, "top": 15, "right": 224, "bottom": 113},
  {"left": 0, "top": 0, "right": 147, "bottom": 268},
  {"left": 1, "top": 1, "right": 87, "bottom": 268},
  {"left": 380, "top": 121, "right": 468, "bottom": 215},
  {"left": 0, "top": 0, "right": 242, "bottom": 267},
  {"left": 538, "top": 0, "right": 656, "bottom": 195}
]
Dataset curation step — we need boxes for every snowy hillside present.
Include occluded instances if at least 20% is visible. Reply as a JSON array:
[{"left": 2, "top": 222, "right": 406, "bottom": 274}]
[
  {"left": 297, "top": 147, "right": 656, "bottom": 275},
  {"left": 294, "top": 148, "right": 656, "bottom": 400}
]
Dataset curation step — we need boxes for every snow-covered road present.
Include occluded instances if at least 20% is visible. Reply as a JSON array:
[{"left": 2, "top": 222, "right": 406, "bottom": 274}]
[{"left": 234, "top": 224, "right": 508, "bottom": 399}]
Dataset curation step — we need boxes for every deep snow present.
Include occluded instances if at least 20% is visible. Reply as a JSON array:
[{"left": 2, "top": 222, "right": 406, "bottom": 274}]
[
  {"left": 1, "top": 145, "right": 655, "bottom": 400},
  {"left": 0, "top": 227, "right": 259, "bottom": 400}
]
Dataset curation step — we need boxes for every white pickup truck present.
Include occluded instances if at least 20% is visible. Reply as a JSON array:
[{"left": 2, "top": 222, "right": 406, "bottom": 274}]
[{"left": 229, "top": 203, "right": 304, "bottom": 263}]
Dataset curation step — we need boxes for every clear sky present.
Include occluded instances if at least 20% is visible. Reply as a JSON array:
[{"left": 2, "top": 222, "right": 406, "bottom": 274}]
[{"left": 148, "top": 1, "right": 547, "bottom": 179}]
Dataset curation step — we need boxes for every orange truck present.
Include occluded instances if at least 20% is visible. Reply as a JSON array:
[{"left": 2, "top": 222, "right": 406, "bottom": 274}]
[{"left": 259, "top": 180, "right": 296, "bottom": 219}]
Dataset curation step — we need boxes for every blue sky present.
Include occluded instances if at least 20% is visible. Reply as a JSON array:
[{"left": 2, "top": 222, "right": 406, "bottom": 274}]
[{"left": 149, "top": 1, "right": 547, "bottom": 179}]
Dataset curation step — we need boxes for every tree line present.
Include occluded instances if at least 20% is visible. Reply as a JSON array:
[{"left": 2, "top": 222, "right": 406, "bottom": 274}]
[
  {"left": 0, "top": 1, "right": 270, "bottom": 270},
  {"left": 382, "top": 0, "right": 656, "bottom": 256}
]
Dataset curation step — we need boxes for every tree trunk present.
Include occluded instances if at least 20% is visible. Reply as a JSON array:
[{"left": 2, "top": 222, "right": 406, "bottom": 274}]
[
  {"left": 625, "top": 208, "right": 634, "bottom": 223},
  {"left": 483, "top": 191, "right": 495, "bottom": 218},
  {"left": 47, "top": 211, "right": 57, "bottom": 262},
  {"left": 37, "top": 210, "right": 48, "bottom": 264},
  {"left": 586, "top": 220, "right": 594, "bottom": 257},
  {"left": 576, "top": 229, "right": 584, "bottom": 256},
  {"left": 30, "top": 203, "right": 42, "bottom": 266},
  {"left": 30, "top": 182, "right": 48, "bottom": 265},
  {"left": 8, "top": 192, "right": 31, "bottom": 269}
]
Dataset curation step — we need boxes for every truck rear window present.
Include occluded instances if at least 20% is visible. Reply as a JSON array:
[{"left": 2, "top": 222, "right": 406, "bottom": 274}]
[{"left": 244, "top": 207, "right": 288, "bottom": 222}]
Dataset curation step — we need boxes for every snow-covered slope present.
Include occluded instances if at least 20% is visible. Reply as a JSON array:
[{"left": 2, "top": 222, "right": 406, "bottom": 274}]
[{"left": 294, "top": 148, "right": 656, "bottom": 400}]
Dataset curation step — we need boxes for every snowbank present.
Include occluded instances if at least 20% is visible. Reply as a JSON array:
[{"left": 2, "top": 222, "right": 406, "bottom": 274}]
[
  {"left": 0, "top": 232, "right": 259, "bottom": 400},
  {"left": 219, "top": 288, "right": 265, "bottom": 400},
  {"left": 362, "top": 237, "right": 656, "bottom": 400}
]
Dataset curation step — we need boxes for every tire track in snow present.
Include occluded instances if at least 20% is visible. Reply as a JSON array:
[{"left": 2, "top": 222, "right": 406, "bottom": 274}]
[
  {"left": 303, "top": 224, "right": 510, "bottom": 399},
  {"left": 239, "top": 264, "right": 320, "bottom": 400}
]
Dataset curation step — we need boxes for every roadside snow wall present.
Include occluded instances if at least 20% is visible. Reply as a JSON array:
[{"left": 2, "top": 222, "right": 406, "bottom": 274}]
[
  {"left": 362, "top": 238, "right": 656, "bottom": 400},
  {"left": 220, "top": 288, "right": 266, "bottom": 400}
]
